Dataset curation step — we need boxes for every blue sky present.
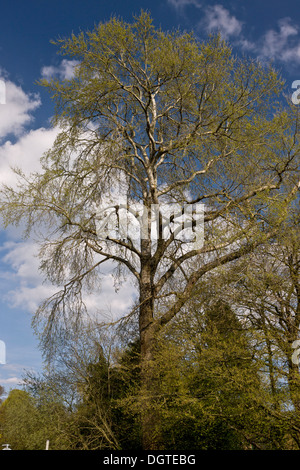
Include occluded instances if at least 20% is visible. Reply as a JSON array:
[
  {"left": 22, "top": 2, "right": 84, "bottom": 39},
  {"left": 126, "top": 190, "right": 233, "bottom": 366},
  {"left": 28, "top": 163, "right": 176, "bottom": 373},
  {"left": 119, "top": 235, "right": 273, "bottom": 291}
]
[{"left": 1, "top": 0, "right": 300, "bottom": 393}]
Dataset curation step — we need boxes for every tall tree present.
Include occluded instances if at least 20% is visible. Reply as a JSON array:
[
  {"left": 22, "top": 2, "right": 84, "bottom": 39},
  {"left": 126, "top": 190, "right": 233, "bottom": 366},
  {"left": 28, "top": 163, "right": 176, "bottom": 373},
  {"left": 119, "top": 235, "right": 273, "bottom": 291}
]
[{"left": 1, "top": 12, "right": 299, "bottom": 449}]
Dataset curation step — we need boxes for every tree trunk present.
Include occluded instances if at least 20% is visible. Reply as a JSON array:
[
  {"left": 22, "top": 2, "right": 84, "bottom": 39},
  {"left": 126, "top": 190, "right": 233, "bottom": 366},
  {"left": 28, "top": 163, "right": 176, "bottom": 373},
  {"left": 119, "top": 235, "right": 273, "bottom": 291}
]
[
  {"left": 288, "top": 360, "right": 300, "bottom": 413},
  {"left": 139, "top": 320, "right": 162, "bottom": 450},
  {"left": 139, "top": 238, "right": 163, "bottom": 450}
]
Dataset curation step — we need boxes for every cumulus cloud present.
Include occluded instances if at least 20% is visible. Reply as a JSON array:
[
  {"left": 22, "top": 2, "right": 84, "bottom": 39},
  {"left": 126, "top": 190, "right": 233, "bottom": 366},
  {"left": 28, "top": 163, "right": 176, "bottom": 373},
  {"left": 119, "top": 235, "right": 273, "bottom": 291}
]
[
  {"left": 168, "top": 1, "right": 243, "bottom": 39},
  {"left": 0, "top": 363, "right": 31, "bottom": 392},
  {"left": 0, "top": 79, "right": 40, "bottom": 141},
  {"left": 0, "top": 126, "right": 58, "bottom": 187},
  {"left": 0, "top": 73, "right": 135, "bottom": 325},
  {"left": 0, "top": 240, "right": 54, "bottom": 311},
  {"left": 41, "top": 59, "right": 79, "bottom": 80},
  {"left": 0, "top": 376, "right": 23, "bottom": 387},
  {"left": 2, "top": 241, "right": 44, "bottom": 285},
  {"left": 167, "top": 0, "right": 300, "bottom": 68},
  {"left": 208, "top": 10, "right": 300, "bottom": 66},
  {"left": 0, "top": 69, "right": 137, "bottom": 387},
  {"left": 1, "top": 238, "right": 136, "bottom": 321},
  {"left": 259, "top": 18, "right": 300, "bottom": 63},
  {"left": 202, "top": 4, "right": 243, "bottom": 39},
  {"left": 236, "top": 16, "right": 300, "bottom": 67},
  {"left": 0, "top": 72, "right": 56, "bottom": 188}
]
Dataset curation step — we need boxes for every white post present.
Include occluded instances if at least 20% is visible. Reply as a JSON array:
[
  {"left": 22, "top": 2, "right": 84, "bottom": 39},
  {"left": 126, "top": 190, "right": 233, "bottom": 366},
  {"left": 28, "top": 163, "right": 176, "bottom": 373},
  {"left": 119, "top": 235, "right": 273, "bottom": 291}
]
[{"left": 2, "top": 444, "right": 11, "bottom": 450}]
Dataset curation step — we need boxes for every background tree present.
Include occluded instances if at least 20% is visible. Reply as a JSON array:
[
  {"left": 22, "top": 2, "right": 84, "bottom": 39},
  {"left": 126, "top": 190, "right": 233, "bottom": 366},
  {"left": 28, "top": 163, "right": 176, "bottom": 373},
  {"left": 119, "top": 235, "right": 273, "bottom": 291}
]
[
  {"left": 23, "top": 322, "right": 141, "bottom": 449},
  {"left": 0, "top": 389, "right": 68, "bottom": 450},
  {"left": 149, "top": 296, "right": 290, "bottom": 449},
  {"left": 0, "top": 12, "right": 299, "bottom": 449},
  {"left": 16, "top": 305, "right": 299, "bottom": 450},
  {"left": 223, "top": 217, "right": 300, "bottom": 446}
]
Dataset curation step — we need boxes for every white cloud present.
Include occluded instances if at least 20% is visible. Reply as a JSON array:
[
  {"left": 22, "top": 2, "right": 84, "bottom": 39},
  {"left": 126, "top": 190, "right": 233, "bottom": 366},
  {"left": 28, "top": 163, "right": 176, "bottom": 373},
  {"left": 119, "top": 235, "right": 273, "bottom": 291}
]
[
  {"left": 260, "top": 18, "right": 300, "bottom": 63},
  {"left": 0, "top": 71, "right": 137, "bottom": 387},
  {"left": 1, "top": 376, "right": 22, "bottom": 385},
  {"left": 0, "top": 126, "right": 58, "bottom": 187},
  {"left": 0, "top": 363, "right": 29, "bottom": 391},
  {"left": 0, "top": 240, "right": 55, "bottom": 311},
  {"left": 168, "top": 2, "right": 243, "bottom": 39},
  {"left": 238, "top": 17, "right": 300, "bottom": 66},
  {"left": 2, "top": 241, "right": 43, "bottom": 285},
  {"left": 0, "top": 76, "right": 135, "bottom": 325},
  {"left": 0, "top": 376, "right": 23, "bottom": 389},
  {"left": 0, "top": 73, "right": 56, "bottom": 184},
  {"left": 0, "top": 77, "right": 59, "bottom": 313},
  {"left": 83, "top": 268, "right": 136, "bottom": 320},
  {"left": 168, "top": 1, "right": 300, "bottom": 68},
  {"left": 41, "top": 59, "right": 79, "bottom": 80},
  {"left": 202, "top": 4, "right": 243, "bottom": 39},
  {"left": 5, "top": 284, "right": 58, "bottom": 313},
  {"left": 1, "top": 238, "right": 136, "bottom": 321},
  {"left": 167, "top": 0, "right": 202, "bottom": 10},
  {"left": 0, "top": 79, "right": 40, "bottom": 141}
]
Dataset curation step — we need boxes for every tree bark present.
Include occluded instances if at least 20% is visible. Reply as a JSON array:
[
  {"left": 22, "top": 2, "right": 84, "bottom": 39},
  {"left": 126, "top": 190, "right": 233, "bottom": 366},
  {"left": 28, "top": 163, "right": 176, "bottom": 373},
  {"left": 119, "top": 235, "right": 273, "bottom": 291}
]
[
  {"left": 139, "top": 236, "right": 163, "bottom": 450},
  {"left": 288, "top": 357, "right": 300, "bottom": 413}
]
